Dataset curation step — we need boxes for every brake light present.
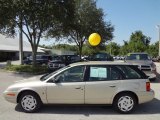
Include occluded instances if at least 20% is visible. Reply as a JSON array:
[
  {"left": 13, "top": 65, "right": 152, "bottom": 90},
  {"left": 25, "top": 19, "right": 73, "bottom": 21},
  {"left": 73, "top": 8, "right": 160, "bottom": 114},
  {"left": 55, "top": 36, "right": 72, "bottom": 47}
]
[{"left": 146, "top": 82, "right": 150, "bottom": 91}]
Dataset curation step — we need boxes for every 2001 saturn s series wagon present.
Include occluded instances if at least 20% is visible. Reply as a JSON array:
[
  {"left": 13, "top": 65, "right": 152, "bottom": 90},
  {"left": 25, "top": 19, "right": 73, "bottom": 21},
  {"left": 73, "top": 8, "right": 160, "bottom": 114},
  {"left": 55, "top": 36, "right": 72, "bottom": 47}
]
[{"left": 3, "top": 61, "right": 154, "bottom": 113}]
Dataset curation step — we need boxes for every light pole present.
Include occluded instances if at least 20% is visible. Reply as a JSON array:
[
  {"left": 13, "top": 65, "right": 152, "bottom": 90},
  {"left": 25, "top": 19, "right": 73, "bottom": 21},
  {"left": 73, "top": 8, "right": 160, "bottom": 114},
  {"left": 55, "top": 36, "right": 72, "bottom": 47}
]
[{"left": 157, "top": 25, "right": 160, "bottom": 56}]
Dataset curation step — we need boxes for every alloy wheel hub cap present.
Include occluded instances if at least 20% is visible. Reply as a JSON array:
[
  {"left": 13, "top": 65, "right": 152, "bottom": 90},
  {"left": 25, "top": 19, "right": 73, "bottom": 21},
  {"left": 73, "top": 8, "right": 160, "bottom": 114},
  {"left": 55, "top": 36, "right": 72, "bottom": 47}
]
[
  {"left": 21, "top": 95, "right": 37, "bottom": 111},
  {"left": 118, "top": 96, "right": 134, "bottom": 112}
]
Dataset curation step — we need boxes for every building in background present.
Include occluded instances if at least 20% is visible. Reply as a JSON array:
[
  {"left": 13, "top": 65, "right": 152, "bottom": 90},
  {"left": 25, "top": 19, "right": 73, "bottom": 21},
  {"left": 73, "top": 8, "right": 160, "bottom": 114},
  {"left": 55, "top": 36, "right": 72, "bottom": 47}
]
[{"left": 0, "top": 34, "right": 44, "bottom": 62}]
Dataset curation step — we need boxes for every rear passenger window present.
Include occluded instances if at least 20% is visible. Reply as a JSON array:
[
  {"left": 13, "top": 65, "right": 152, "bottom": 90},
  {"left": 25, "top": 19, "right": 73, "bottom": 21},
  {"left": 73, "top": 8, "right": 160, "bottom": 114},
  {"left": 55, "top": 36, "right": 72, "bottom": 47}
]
[
  {"left": 89, "top": 66, "right": 109, "bottom": 81},
  {"left": 110, "top": 67, "right": 123, "bottom": 80},
  {"left": 116, "top": 66, "right": 141, "bottom": 79}
]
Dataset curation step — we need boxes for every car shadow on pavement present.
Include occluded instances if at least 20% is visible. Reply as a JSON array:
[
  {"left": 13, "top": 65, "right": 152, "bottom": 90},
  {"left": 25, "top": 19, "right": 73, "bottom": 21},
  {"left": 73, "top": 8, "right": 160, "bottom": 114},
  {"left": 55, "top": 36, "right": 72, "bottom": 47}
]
[
  {"left": 15, "top": 98, "right": 160, "bottom": 115},
  {"left": 134, "top": 98, "right": 160, "bottom": 114}
]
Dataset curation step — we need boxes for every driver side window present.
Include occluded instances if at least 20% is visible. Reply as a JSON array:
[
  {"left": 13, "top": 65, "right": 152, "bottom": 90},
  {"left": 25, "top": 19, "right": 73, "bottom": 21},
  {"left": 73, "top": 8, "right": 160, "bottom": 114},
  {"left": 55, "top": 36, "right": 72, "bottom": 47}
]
[{"left": 55, "top": 66, "right": 85, "bottom": 82}]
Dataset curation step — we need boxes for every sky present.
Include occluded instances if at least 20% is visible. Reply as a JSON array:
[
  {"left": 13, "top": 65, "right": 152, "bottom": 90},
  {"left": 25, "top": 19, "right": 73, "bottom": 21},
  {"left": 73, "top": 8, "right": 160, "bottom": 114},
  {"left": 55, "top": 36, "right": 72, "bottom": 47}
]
[
  {"left": 35, "top": 0, "right": 160, "bottom": 46},
  {"left": 96, "top": 0, "right": 160, "bottom": 45}
]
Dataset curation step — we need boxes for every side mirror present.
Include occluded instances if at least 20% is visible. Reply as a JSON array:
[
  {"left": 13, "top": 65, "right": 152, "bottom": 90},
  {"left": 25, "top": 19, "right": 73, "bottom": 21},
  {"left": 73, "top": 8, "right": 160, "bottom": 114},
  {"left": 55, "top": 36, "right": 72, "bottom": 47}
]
[
  {"left": 52, "top": 77, "right": 60, "bottom": 83},
  {"left": 52, "top": 75, "right": 64, "bottom": 83},
  {"left": 40, "top": 73, "right": 49, "bottom": 80}
]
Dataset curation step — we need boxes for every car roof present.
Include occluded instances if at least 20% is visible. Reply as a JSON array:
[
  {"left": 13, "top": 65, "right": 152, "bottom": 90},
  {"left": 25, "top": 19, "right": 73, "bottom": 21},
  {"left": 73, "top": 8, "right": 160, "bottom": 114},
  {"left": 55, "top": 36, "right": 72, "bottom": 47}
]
[{"left": 69, "top": 61, "right": 131, "bottom": 66}]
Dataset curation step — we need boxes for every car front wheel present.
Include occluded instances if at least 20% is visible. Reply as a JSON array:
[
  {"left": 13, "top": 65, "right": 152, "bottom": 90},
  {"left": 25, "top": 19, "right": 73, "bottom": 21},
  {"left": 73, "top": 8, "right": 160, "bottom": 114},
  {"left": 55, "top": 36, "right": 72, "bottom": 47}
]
[
  {"left": 19, "top": 92, "right": 42, "bottom": 113},
  {"left": 113, "top": 93, "right": 137, "bottom": 114}
]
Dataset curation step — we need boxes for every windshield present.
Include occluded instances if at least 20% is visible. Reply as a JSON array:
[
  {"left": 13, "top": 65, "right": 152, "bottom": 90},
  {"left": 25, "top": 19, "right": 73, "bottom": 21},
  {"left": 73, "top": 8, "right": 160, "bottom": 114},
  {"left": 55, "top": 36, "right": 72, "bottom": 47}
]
[
  {"left": 126, "top": 54, "right": 150, "bottom": 60},
  {"left": 40, "top": 65, "right": 70, "bottom": 81}
]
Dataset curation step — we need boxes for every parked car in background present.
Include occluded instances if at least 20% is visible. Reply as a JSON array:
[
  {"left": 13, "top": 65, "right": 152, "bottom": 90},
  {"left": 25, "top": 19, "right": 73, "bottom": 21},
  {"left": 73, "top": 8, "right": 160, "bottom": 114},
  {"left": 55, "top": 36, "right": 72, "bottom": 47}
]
[
  {"left": 125, "top": 53, "right": 156, "bottom": 80},
  {"left": 113, "top": 56, "right": 116, "bottom": 60},
  {"left": 115, "top": 56, "right": 120, "bottom": 60},
  {"left": 114, "top": 56, "right": 124, "bottom": 60},
  {"left": 3, "top": 61, "right": 154, "bottom": 113},
  {"left": 120, "top": 56, "right": 125, "bottom": 60},
  {"left": 87, "top": 52, "right": 114, "bottom": 61},
  {"left": 23, "top": 55, "right": 52, "bottom": 65},
  {"left": 48, "top": 55, "right": 81, "bottom": 71}
]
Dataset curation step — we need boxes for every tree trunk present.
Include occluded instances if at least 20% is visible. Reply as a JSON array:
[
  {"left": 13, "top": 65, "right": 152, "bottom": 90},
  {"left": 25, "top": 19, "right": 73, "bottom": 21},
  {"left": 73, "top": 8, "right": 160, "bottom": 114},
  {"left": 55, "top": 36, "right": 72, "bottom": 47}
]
[
  {"left": 19, "top": 14, "right": 23, "bottom": 65},
  {"left": 78, "top": 45, "right": 82, "bottom": 59},
  {"left": 31, "top": 44, "right": 37, "bottom": 67}
]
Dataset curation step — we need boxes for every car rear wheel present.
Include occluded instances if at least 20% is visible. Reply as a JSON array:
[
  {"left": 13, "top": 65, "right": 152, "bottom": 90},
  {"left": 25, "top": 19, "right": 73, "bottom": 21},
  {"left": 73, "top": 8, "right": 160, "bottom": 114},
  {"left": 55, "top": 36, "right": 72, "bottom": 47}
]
[
  {"left": 113, "top": 93, "right": 137, "bottom": 114},
  {"left": 19, "top": 92, "right": 42, "bottom": 113}
]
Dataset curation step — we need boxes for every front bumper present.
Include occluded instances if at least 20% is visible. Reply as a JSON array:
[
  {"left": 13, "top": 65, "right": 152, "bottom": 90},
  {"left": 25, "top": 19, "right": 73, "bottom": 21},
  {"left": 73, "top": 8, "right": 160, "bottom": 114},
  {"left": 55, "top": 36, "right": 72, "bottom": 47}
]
[{"left": 3, "top": 91, "right": 18, "bottom": 104}]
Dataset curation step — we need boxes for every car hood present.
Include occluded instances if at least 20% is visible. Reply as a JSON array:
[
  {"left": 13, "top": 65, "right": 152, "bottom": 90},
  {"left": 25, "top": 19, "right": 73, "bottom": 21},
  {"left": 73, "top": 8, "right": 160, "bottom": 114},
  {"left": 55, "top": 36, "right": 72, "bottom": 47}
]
[
  {"left": 125, "top": 60, "right": 152, "bottom": 65},
  {"left": 15, "top": 75, "right": 42, "bottom": 83},
  {"left": 6, "top": 75, "right": 44, "bottom": 91}
]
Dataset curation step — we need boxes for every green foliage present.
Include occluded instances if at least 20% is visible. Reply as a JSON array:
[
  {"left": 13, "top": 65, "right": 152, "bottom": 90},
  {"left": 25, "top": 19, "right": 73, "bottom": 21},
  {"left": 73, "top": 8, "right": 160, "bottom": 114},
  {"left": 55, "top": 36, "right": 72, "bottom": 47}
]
[
  {"left": 118, "top": 31, "right": 151, "bottom": 55},
  {"left": 48, "top": 0, "right": 114, "bottom": 57},
  {"left": 119, "top": 41, "right": 129, "bottom": 55},
  {"left": 106, "top": 42, "right": 120, "bottom": 56},
  {"left": 82, "top": 44, "right": 99, "bottom": 55},
  {"left": 5, "top": 65, "right": 48, "bottom": 74},
  {"left": 128, "top": 31, "right": 150, "bottom": 52},
  {"left": 52, "top": 44, "right": 78, "bottom": 53},
  {"left": 147, "top": 41, "right": 159, "bottom": 57},
  {"left": 0, "top": 0, "right": 75, "bottom": 66}
]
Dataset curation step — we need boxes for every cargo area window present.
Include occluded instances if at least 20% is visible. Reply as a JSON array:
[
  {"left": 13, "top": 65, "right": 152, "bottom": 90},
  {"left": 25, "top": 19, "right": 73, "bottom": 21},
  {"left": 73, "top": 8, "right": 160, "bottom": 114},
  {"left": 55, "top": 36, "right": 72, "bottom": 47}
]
[{"left": 116, "top": 65, "right": 141, "bottom": 79}]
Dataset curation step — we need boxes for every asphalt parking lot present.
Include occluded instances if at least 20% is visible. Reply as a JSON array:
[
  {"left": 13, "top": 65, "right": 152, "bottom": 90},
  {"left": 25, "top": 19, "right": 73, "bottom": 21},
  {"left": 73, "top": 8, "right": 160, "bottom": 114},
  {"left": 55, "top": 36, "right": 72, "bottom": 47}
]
[{"left": 0, "top": 63, "right": 160, "bottom": 120}]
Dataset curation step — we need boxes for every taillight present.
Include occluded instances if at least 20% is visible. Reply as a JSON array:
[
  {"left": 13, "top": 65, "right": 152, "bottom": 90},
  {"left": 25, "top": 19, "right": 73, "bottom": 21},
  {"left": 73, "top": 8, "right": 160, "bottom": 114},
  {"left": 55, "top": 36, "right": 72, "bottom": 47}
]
[{"left": 146, "top": 82, "right": 150, "bottom": 91}]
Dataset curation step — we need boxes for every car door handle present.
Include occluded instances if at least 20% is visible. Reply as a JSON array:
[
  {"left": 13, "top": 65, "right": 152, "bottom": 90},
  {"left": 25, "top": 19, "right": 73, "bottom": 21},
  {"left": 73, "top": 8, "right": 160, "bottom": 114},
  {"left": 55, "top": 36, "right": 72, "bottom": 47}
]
[
  {"left": 109, "top": 85, "right": 116, "bottom": 88},
  {"left": 75, "top": 87, "right": 81, "bottom": 89}
]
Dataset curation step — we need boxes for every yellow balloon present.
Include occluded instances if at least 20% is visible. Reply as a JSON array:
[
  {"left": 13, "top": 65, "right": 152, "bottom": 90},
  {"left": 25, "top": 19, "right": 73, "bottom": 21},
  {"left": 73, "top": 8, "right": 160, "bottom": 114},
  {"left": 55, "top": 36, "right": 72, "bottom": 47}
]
[{"left": 88, "top": 33, "right": 101, "bottom": 46}]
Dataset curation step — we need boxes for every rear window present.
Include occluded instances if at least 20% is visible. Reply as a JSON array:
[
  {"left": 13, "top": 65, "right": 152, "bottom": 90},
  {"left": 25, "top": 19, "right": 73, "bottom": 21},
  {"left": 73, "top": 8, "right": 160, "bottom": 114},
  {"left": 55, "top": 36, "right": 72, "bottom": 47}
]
[{"left": 116, "top": 65, "right": 147, "bottom": 79}]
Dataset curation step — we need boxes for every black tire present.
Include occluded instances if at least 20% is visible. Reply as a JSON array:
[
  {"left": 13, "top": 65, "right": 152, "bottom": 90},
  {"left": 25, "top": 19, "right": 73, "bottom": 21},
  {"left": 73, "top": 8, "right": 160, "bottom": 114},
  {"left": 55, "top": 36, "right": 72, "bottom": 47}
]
[
  {"left": 113, "top": 93, "right": 137, "bottom": 114},
  {"left": 19, "top": 92, "right": 42, "bottom": 113}
]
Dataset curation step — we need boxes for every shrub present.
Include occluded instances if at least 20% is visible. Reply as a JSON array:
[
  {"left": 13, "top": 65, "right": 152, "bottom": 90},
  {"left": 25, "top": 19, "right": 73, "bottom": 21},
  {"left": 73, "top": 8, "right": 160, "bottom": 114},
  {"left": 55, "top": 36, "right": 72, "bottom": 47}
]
[{"left": 5, "top": 65, "right": 48, "bottom": 74}]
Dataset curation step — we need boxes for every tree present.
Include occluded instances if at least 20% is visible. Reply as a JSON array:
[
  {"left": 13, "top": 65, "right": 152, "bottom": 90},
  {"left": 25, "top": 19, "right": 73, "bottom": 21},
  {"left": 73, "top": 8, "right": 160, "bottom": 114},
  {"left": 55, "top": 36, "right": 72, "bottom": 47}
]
[
  {"left": 48, "top": 0, "right": 114, "bottom": 58},
  {"left": 0, "top": 0, "right": 75, "bottom": 66},
  {"left": 82, "top": 43, "right": 103, "bottom": 55},
  {"left": 119, "top": 40, "right": 130, "bottom": 55},
  {"left": 128, "top": 31, "right": 150, "bottom": 52},
  {"left": 147, "top": 41, "right": 159, "bottom": 57},
  {"left": 106, "top": 42, "right": 120, "bottom": 56},
  {"left": 52, "top": 44, "right": 78, "bottom": 53}
]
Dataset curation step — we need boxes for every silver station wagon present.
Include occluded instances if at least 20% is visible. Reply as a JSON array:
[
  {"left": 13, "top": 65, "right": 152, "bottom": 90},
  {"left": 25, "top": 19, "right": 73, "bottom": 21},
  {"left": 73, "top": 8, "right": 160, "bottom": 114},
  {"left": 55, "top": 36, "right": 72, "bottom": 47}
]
[{"left": 3, "top": 61, "right": 154, "bottom": 113}]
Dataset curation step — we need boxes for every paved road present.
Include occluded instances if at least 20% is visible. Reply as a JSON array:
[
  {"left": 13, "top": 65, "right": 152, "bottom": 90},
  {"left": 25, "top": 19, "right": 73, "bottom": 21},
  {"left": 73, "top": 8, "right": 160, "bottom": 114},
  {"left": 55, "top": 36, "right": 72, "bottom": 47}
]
[{"left": 0, "top": 66, "right": 160, "bottom": 120}]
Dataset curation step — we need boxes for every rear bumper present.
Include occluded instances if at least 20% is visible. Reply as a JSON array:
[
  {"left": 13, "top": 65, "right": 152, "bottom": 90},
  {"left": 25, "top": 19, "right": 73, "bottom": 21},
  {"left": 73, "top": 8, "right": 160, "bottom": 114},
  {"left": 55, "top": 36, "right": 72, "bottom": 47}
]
[{"left": 137, "top": 90, "right": 155, "bottom": 104}]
